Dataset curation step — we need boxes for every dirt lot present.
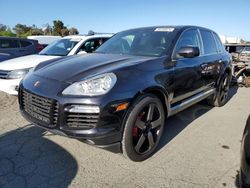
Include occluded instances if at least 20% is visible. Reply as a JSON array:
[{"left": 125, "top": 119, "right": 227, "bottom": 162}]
[{"left": 0, "top": 87, "right": 249, "bottom": 188}]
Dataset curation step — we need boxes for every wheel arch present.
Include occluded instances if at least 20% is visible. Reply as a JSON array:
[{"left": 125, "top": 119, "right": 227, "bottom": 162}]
[
  {"left": 215, "top": 66, "right": 232, "bottom": 88},
  {"left": 129, "top": 86, "right": 170, "bottom": 118}
]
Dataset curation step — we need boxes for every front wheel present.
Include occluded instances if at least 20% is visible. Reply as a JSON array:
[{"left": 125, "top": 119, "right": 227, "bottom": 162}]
[
  {"left": 122, "top": 94, "right": 165, "bottom": 162},
  {"left": 207, "top": 72, "right": 231, "bottom": 107}
]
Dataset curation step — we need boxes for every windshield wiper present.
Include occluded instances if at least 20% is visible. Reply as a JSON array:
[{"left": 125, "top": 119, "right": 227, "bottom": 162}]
[
  {"left": 93, "top": 51, "right": 107, "bottom": 54},
  {"left": 39, "top": 53, "right": 50, "bottom": 55},
  {"left": 40, "top": 53, "right": 65, "bottom": 56}
]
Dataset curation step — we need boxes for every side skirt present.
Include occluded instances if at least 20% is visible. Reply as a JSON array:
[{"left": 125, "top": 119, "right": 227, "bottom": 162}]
[{"left": 168, "top": 88, "right": 215, "bottom": 117}]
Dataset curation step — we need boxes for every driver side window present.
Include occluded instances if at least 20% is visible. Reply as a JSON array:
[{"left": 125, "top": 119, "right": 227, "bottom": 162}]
[{"left": 174, "top": 29, "right": 201, "bottom": 58}]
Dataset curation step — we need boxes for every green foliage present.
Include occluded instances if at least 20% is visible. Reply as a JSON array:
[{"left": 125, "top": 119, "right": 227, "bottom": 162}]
[
  {"left": 0, "top": 24, "right": 16, "bottom": 37},
  {"left": 52, "top": 20, "right": 65, "bottom": 36},
  {"left": 0, "top": 21, "right": 79, "bottom": 38},
  {"left": 0, "top": 24, "right": 7, "bottom": 32},
  {"left": 0, "top": 29, "right": 15, "bottom": 37},
  {"left": 13, "top": 24, "right": 32, "bottom": 37}
]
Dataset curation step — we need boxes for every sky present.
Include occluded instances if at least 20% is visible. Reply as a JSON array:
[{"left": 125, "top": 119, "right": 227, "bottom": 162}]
[{"left": 0, "top": 0, "right": 249, "bottom": 41}]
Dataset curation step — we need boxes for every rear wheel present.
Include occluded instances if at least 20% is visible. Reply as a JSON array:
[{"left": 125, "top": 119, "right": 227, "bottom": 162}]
[
  {"left": 207, "top": 72, "right": 231, "bottom": 107},
  {"left": 122, "top": 94, "right": 165, "bottom": 161}
]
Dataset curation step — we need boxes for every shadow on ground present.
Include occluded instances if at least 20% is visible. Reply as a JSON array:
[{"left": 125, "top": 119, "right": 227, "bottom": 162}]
[
  {"left": 235, "top": 170, "right": 240, "bottom": 188},
  {"left": 157, "top": 86, "right": 238, "bottom": 152},
  {"left": 0, "top": 125, "right": 78, "bottom": 188}
]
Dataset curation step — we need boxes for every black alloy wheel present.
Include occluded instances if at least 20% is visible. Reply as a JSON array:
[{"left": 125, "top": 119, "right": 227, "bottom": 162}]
[
  {"left": 122, "top": 94, "right": 165, "bottom": 161},
  {"left": 219, "top": 73, "right": 230, "bottom": 104},
  {"left": 207, "top": 72, "right": 231, "bottom": 107}
]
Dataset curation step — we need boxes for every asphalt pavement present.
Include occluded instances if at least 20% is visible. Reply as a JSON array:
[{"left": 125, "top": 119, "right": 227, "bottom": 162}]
[{"left": 0, "top": 87, "right": 249, "bottom": 188}]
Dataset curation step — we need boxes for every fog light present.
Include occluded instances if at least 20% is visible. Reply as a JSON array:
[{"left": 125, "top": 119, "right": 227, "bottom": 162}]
[{"left": 67, "top": 105, "right": 100, "bottom": 113}]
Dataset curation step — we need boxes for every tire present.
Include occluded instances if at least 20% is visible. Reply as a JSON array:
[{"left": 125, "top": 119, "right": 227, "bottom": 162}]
[
  {"left": 207, "top": 72, "right": 231, "bottom": 107},
  {"left": 122, "top": 94, "right": 165, "bottom": 162}
]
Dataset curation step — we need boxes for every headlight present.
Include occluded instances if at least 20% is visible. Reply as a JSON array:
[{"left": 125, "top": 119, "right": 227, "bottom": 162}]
[
  {"left": 62, "top": 73, "right": 117, "bottom": 96},
  {"left": 6, "top": 68, "right": 31, "bottom": 79}
]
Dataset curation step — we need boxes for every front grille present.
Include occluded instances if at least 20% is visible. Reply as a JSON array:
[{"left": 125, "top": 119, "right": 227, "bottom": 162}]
[
  {"left": 21, "top": 90, "right": 58, "bottom": 127},
  {"left": 0, "top": 70, "right": 10, "bottom": 79},
  {"left": 66, "top": 112, "right": 99, "bottom": 129},
  {"left": 53, "top": 102, "right": 59, "bottom": 125}
]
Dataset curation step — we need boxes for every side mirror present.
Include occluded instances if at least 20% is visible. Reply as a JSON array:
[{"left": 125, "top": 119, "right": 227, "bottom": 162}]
[{"left": 177, "top": 46, "right": 200, "bottom": 58}]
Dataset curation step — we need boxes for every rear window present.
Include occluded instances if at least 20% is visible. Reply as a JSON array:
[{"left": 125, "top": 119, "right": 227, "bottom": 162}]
[
  {"left": 213, "top": 33, "right": 224, "bottom": 53},
  {"left": 20, "top": 40, "right": 32, "bottom": 47},
  {"left": 200, "top": 30, "right": 217, "bottom": 54},
  {"left": 0, "top": 39, "right": 19, "bottom": 49}
]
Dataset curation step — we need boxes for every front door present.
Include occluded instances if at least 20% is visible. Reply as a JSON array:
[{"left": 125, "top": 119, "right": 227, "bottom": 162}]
[{"left": 171, "top": 29, "right": 205, "bottom": 104}]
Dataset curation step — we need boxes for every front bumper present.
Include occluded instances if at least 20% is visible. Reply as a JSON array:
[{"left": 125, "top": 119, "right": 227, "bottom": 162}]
[
  {"left": 20, "top": 108, "right": 121, "bottom": 152},
  {"left": 0, "top": 78, "right": 21, "bottom": 95},
  {"left": 18, "top": 75, "right": 135, "bottom": 152}
]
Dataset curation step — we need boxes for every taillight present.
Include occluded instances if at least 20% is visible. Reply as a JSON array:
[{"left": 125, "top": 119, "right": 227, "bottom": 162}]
[{"left": 36, "top": 43, "right": 44, "bottom": 51}]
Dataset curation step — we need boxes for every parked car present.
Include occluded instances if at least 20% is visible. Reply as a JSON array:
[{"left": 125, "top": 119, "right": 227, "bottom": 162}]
[
  {"left": 27, "top": 35, "right": 61, "bottom": 48},
  {"left": 240, "top": 115, "right": 250, "bottom": 188},
  {"left": 0, "top": 33, "right": 112, "bottom": 95},
  {"left": 18, "top": 26, "right": 232, "bottom": 161},
  {"left": 0, "top": 36, "right": 40, "bottom": 62}
]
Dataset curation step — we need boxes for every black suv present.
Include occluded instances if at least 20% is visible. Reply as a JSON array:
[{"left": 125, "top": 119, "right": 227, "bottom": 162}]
[{"left": 19, "top": 26, "right": 232, "bottom": 161}]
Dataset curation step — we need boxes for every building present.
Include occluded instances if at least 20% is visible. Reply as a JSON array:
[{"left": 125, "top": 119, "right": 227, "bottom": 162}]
[{"left": 219, "top": 35, "right": 244, "bottom": 44}]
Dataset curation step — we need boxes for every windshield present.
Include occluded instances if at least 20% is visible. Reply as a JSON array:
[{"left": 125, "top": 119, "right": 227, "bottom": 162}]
[
  {"left": 96, "top": 27, "right": 175, "bottom": 57},
  {"left": 39, "top": 38, "right": 80, "bottom": 56}
]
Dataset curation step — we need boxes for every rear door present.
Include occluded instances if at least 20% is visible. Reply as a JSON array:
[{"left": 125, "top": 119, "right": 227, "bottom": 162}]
[
  {"left": 172, "top": 28, "right": 205, "bottom": 102},
  {"left": 199, "top": 29, "right": 222, "bottom": 86}
]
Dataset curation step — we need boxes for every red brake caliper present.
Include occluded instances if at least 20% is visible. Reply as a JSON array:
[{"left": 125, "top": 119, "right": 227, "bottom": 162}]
[{"left": 133, "top": 112, "right": 145, "bottom": 141}]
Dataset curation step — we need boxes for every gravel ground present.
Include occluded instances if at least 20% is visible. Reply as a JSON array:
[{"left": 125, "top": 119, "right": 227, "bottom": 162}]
[{"left": 0, "top": 87, "right": 249, "bottom": 188}]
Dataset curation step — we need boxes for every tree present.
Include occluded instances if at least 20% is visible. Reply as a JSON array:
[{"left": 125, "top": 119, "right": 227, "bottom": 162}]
[
  {"left": 0, "top": 24, "right": 7, "bottom": 32},
  {"left": 0, "top": 24, "right": 15, "bottom": 37},
  {"left": 69, "top": 27, "right": 79, "bottom": 35},
  {"left": 30, "top": 28, "right": 43, "bottom": 35},
  {"left": 13, "top": 24, "right": 32, "bottom": 37},
  {"left": 0, "top": 28, "right": 15, "bottom": 37},
  {"left": 29, "top": 24, "right": 43, "bottom": 35},
  {"left": 0, "top": 21, "right": 79, "bottom": 37},
  {"left": 52, "top": 20, "right": 65, "bottom": 36},
  {"left": 61, "top": 28, "right": 69, "bottom": 37}
]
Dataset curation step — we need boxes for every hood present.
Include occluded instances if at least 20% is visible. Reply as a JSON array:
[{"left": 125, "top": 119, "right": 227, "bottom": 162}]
[
  {"left": 0, "top": 54, "right": 59, "bottom": 71},
  {"left": 34, "top": 53, "right": 158, "bottom": 82}
]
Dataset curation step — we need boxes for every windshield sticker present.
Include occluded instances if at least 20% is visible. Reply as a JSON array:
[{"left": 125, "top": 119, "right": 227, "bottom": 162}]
[{"left": 154, "top": 28, "right": 175, "bottom": 32}]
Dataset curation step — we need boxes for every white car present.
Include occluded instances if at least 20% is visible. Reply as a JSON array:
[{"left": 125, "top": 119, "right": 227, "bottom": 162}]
[{"left": 0, "top": 33, "right": 113, "bottom": 95}]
